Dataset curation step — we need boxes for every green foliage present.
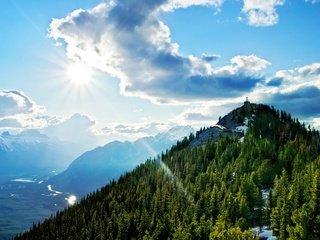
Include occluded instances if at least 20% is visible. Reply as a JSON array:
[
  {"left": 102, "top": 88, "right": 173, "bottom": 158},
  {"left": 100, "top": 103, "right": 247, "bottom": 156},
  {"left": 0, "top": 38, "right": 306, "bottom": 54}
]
[{"left": 14, "top": 104, "right": 320, "bottom": 240}]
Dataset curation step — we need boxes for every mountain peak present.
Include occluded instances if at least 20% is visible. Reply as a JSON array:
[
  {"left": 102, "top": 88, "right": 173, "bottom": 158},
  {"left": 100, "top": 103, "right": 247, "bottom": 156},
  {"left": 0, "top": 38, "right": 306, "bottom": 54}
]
[
  {"left": 190, "top": 102, "right": 312, "bottom": 149},
  {"left": 163, "top": 125, "right": 194, "bottom": 140},
  {"left": 217, "top": 102, "right": 257, "bottom": 130},
  {"left": 191, "top": 103, "right": 286, "bottom": 147},
  {"left": 17, "top": 129, "right": 49, "bottom": 139}
]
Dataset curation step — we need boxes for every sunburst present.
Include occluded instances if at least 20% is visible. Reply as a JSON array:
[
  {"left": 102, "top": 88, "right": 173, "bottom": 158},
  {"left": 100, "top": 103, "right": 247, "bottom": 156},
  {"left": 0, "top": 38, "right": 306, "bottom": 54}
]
[{"left": 67, "top": 62, "right": 93, "bottom": 86}]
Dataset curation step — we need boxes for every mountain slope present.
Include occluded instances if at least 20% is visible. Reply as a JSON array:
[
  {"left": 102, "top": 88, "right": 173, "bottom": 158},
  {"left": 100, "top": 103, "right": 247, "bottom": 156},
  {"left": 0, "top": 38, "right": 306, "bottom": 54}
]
[
  {"left": 15, "top": 103, "right": 320, "bottom": 240},
  {"left": 48, "top": 126, "right": 194, "bottom": 196}
]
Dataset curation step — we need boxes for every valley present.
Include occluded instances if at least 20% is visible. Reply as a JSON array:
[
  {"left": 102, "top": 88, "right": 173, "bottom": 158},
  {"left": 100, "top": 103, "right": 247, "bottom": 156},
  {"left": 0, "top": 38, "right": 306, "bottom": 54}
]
[{"left": 0, "top": 172, "right": 70, "bottom": 239}]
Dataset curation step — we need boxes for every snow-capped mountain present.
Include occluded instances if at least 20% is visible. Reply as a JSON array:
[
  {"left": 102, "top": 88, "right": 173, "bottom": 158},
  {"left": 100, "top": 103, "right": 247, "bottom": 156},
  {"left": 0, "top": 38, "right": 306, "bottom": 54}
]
[{"left": 0, "top": 130, "right": 82, "bottom": 181}]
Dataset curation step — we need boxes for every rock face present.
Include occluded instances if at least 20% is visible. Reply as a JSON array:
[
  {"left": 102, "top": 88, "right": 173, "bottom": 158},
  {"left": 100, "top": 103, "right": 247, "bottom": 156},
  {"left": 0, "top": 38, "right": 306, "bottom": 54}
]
[
  {"left": 190, "top": 103, "right": 255, "bottom": 147},
  {"left": 190, "top": 126, "right": 241, "bottom": 147}
]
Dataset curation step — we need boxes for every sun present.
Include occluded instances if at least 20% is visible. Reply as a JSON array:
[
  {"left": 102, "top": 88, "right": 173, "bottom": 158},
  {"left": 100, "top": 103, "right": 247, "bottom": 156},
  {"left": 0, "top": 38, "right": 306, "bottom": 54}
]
[{"left": 67, "top": 63, "right": 92, "bottom": 85}]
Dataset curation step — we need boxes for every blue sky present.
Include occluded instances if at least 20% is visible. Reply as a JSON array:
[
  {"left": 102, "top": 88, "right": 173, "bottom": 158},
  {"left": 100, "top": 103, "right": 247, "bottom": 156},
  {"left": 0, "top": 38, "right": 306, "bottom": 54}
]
[
  {"left": 164, "top": 1, "right": 320, "bottom": 71},
  {"left": 0, "top": 0, "right": 320, "bottom": 145}
]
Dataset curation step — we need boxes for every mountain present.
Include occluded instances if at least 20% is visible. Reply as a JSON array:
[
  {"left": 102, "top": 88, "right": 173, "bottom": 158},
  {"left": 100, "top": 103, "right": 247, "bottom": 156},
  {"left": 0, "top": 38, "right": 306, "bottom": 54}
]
[
  {"left": 0, "top": 130, "right": 82, "bottom": 181},
  {"left": 48, "top": 126, "right": 194, "bottom": 196},
  {"left": 15, "top": 103, "right": 320, "bottom": 240}
]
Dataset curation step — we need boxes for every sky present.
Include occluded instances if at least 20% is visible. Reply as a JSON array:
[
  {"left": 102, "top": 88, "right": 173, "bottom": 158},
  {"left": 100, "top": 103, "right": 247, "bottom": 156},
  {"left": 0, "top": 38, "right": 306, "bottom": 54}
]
[{"left": 0, "top": 0, "right": 320, "bottom": 146}]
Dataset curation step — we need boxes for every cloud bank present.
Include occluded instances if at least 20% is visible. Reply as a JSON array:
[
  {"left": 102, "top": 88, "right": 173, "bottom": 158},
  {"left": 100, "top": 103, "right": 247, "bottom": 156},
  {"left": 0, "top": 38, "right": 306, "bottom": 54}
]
[
  {"left": 266, "top": 86, "right": 320, "bottom": 117},
  {"left": 46, "top": 0, "right": 320, "bottom": 129},
  {"left": 49, "top": 0, "right": 271, "bottom": 103},
  {"left": 41, "top": 113, "right": 95, "bottom": 143},
  {"left": 262, "top": 62, "right": 320, "bottom": 118},
  {"left": 0, "top": 91, "right": 103, "bottom": 146},
  {"left": 0, "top": 90, "right": 190, "bottom": 144}
]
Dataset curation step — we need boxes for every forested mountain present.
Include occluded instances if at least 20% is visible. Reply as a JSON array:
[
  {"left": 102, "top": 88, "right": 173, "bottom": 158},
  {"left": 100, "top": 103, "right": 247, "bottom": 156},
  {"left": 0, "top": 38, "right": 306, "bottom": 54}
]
[
  {"left": 48, "top": 126, "right": 194, "bottom": 196},
  {"left": 15, "top": 103, "right": 320, "bottom": 240}
]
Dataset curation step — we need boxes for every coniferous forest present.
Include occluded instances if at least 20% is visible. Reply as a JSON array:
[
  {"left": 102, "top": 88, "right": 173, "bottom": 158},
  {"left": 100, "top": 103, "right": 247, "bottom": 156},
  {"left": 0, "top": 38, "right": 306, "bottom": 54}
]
[{"left": 14, "top": 104, "right": 320, "bottom": 240}]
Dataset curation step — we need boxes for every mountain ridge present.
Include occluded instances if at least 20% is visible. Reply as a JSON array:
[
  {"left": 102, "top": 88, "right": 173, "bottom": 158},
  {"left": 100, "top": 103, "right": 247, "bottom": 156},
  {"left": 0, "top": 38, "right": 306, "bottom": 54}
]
[
  {"left": 48, "top": 125, "right": 194, "bottom": 196},
  {"left": 190, "top": 102, "right": 257, "bottom": 147}
]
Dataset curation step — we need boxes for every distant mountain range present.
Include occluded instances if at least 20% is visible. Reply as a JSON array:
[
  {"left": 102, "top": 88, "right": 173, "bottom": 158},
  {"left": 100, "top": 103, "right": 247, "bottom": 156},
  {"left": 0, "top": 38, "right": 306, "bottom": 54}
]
[
  {"left": 0, "top": 130, "right": 82, "bottom": 181},
  {"left": 49, "top": 126, "right": 194, "bottom": 196}
]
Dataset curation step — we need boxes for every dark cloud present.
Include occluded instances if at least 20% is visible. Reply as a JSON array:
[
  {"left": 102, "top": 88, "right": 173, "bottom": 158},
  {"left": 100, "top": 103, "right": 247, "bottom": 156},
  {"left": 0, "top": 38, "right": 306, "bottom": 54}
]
[
  {"left": 266, "top": 77, "right": 283, "bottom": 87},
  {"left": 201, "top": 54, "right": 220, "bottom": 62},
  {"left": 151, "top": 52, "right": 187, "bottom": 71},
  {"left": 128, "top": 74, "right": 262, "bottom": 101},
  {"left": 266, "top": 86, "right": 320, "bottom": 117},
  {"left": 109, "top": 0, "right": 169, "bottom": 30}
]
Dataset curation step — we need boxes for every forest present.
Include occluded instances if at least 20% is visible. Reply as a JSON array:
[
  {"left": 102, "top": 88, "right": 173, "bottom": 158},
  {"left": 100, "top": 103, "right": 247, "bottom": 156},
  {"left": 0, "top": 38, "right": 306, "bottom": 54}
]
[{"left": 14, "top": 104, "right": 320, "bottom": 240}]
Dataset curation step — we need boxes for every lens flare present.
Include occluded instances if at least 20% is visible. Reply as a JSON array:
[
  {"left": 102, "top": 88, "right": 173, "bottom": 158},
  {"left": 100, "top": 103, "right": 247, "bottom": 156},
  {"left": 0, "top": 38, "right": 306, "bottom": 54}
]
[
  {"left": 159, "top": 160, "right": 194, "bottom": 204},
  {"left": 66, "top": 195, "right": 77, "bottom": 206}
]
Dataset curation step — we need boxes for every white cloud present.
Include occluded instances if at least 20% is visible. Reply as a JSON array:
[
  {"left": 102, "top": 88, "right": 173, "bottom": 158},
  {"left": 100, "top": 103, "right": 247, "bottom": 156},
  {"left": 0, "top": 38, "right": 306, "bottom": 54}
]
[
  {"left": 49, "top": 1, "right": 268, "bottom": 104},
  {"left": 214, "top": 54, "right": 271, "bottom": 75},
  {"left": 41, "top": 113, "right": 97, "bottom": 145},
  {"left": 297, "top": 63, "right": 320, "bottom": 78},
  {"left": 253, "top": 62, "right": 320, "bottom": 119},
  {"left": 171, "top": 101, "right": 241, "bottom": 127},
  {"left": 0, "top": 90, "right": 47, "bottom": 130},
  {"left": 0, "top": 116, "right": 45, "bottom": 130},
  {"left": 0, "top": 90, "right": 45, "bottom": 117},
  {"left": 242, "top": 0, "right": 285, "bottom": 27},
  {"left": 101, "top": 121, "right": 172, "bottom": 141},
  {"left": 230, "top": 55, "right": 271, "bottom": 72},
  {"left": 162, "top": 0, "right": 224, "bottom": 12},
  {"left": 272, "top": 62, "right": 320, "bottom": 90},
  {"left": 309, "top": 117, "right": 320, "bottom": 130}
]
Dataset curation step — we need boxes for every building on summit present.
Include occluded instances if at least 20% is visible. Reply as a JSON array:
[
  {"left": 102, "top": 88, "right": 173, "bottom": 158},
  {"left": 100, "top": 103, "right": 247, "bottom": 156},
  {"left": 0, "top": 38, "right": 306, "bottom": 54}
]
[{"left": 244, "top": 97, "right": 250, "bottom": 107}]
